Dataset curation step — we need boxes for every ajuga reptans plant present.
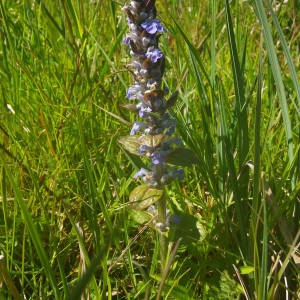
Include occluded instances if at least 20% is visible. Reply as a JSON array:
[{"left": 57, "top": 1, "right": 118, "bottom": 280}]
[{"left": 119, "top": 0, "right": 195, "bottom": 268}]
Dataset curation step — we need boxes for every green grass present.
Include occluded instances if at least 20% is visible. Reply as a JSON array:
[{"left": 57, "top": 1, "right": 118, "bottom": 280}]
[{"left": 0, "top": 0, "right": 299, "bottom": 299}]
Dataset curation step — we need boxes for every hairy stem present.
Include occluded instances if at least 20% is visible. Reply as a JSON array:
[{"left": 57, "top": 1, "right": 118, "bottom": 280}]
[
  {"left": 157, "top": 191, "right": 167, "bottom": 272},
  {"left": 156, "top": 163, "right": 168, "bottom": 272}
]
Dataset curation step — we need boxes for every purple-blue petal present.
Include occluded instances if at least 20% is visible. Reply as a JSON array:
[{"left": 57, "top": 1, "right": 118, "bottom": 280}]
[
  {"left": 145, "top": 48, "right": 163, "bottom": 63},
  {"left": 151, "top": 151, "right": 167, "bottom": 165},
  {"left": 141, "top": 19, "right": 165, "bottom": 35},
  {"left": 130, "top": 122, "right": 145, "bottom": 135},
  {"left": 126, "top": 87, "right": 135, "bottom": 100},
  {"left": 138, "top": 144, "right": 152, "bottom": 155},
  {"left": 126, "top": 85, "right": 144, "bottom": 100},
  {"left": 139, "top": 106, "right": 152, "bottom": 117},
  {"left": 133, "top": 168, "right": 148, "bottom": 179},
  {"left": 123, "top": 36, "right": 131, "bottom": 45}
]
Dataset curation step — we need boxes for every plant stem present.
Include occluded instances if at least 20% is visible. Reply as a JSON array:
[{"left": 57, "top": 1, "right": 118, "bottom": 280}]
[
  {"left": 155, "top": 163, "right": 168, "bottom": 272},
  {"left": 157, "top": 191, "right": 167, "bottom": 272}
]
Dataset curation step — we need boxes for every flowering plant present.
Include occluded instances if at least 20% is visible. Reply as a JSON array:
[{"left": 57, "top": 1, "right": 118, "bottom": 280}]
[{"left": 119, "top": 0, "right": 196, "bottom": 244}]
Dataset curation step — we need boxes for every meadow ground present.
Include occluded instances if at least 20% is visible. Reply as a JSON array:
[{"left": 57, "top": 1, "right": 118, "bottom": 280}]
[{"left": 0, "top": 0, "right": 299, "bottom": 299}]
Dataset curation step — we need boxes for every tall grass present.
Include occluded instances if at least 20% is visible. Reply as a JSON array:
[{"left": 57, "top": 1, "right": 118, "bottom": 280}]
[{"left": 0, "top": 0, "right": 299, "bottom": 299}]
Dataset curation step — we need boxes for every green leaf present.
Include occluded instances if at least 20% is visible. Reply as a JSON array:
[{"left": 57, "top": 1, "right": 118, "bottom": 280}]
[
  {"left": 129, "top": 184, "right": 163, "bottom": 210},
  {"left": 166, "top": 148, "right": 198, "bottom": 166},
  {"left": 168, "top": 214, "right": 200, "bottom": 245},
  {"left": 129, "top": 209, "right": 153, "bottom": 224},
  {"left": 118, "top": 135, "right": 140, "bottom": 155}
]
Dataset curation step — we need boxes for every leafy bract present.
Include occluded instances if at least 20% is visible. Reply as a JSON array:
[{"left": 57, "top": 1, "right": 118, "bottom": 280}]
[
  {"left": 118, "top": 134, "right": 168, "bottom": 156},
  {"left": 139, "top": 134, "right": 168, "bottom": 148},
  {"left": 129, "top": 209, "right": 153, "bottom": 224},
  {"left": 118, "top": 135, "right": 140, "bottom": 155},
  {"left": 129, "top": 184, "right": 164, "bottom": 210}
]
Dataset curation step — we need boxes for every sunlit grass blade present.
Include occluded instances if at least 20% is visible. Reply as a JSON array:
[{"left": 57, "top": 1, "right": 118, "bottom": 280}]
[
  {"left": 224, "top": 0, "right": 249, "bottom": 252},
  {"left": 171, "top": 19, "right": 218, "bottom": 196},
  {"left": 171, "top": 19, "right": 212, "bottom": 88},
  {"left": 224, "top": 0, "right": 249, "bottom": 173},
  {"left": 64, "top": 0, "right": 83, "bottom": 38},
  {"left": 265, "top": 0, "right": 300, "bottom": 205},
  {"left": 252, "top": 37, "right": 265, "bottom": 299},
  {"left": 216, "top": 76, "right": 241, "bottom": 247},
  {"left": 1, "top": 160, "right": 60, "bottom": 299},
  {"left": 266, "top": 0, "right": 300, "bottom": 112},
  {"left": 37, "top": 0, "right": 65, "bottom": 37},
  {"left": 267, "top": 229, "right": 300, "bottom": 299},
  {"left": 77, "top": 120, "right": 113, "bottom": 247},
  {"left": 57, "top": 256, "right": 70, "bottom": 298},
  {"left": 253, "top": 38, "right": 263, "bottom": 219},
  {"left": 211, "top": 0, "right": 216, "bottom": 88},
  {"left": 259, "top": 197, "right": 268, "bottom": 300},
  {"left": 253, "top": 0, "right": 294, "bottom": 174},
  {"left": 97, "top": 29, "right": 128, "bottom": 88}
]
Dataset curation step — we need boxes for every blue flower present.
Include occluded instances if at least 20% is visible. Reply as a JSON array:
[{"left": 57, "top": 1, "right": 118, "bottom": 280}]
[
  {"left": 123, "top": 36, "right": 131, "bottom": 45},
  {"left": 133, "top": 168, "right": 149, "bottom": 179},
  {"left": 126, "top": 17, "right": 132, "bottom": 25},
  {"left": 145, "top": 47, "right": 163, "bottom": 63},
  {"left": 126, "top": 85, "right": 144, "bottom": 100},
  {"left": 138, "top": 144, "right": 152, "bottom": 155},
  {"left": 141, "top": 19, "right": 165, "bottom": 35},
  {"left": 130, "top": 121, "right": 146, "bottom": 135},
  {"left": 139, "top": 105, "right": 152, "bottom": 117},
  {"left": 126, "top": 87, "right": 136, "bottom": 100},
  {"left": 151, "top": 150, "right": 167, "bottom": 165},
  {"left": 134, "top": 168, "right": 158, "bottom": 186}
]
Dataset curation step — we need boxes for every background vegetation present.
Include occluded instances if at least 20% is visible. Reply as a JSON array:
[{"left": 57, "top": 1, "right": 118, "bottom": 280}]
[{"left": 0, "top": 0, "right": 299, "bottom": 299}]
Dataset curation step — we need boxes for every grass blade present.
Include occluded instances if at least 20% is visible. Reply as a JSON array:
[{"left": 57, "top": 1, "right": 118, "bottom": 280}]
[
  {"left": 266, "top": 0, "right": 300, "bottom": 112},
  {"left": 224, "top": 0, "right": 249, "bottom": 174},
  {"left": 1, "top": 160, "right": 60, "bottom": 299},
  {"left": 253, "top": 0, "right": 294, "bottom": 174},
  {"left": 224, "top": 0, "right": 249, "bottom": 252}
]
